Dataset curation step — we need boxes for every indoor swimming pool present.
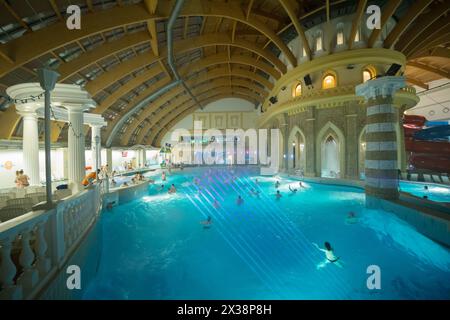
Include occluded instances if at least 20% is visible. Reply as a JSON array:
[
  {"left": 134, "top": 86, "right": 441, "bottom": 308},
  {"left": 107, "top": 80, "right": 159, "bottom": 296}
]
[
  {"left": 399, "top": 181, "right": 450, "bottom": 203},
  {"left": 83, "top": 167, "right": 450, "bottom": 300}
]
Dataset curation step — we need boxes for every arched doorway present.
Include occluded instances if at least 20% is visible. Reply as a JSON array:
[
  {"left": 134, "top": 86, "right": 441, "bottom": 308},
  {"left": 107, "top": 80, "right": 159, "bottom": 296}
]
[
  {"left": 288, "top": 126, "right": 306, "bottom": 172},
  {"left": 316, "top": 122, "right": 345, "bottom": 178}
]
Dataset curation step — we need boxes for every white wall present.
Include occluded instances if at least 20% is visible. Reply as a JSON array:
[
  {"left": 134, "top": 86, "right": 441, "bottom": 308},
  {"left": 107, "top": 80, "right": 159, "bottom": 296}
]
[
  {"left": 161, "top": 98, "right": 258, "bottom": 145},
  {"left": 0, "top": 148, "right": 67, "bottom": 189}
]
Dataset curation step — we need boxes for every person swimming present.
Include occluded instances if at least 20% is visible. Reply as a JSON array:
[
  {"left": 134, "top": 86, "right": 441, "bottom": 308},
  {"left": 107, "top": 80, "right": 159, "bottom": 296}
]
[
  {"left": 255, "top": 178, "right": 259, "bottom": 185},
  {"left": 299, "top": 181, "right": 305, "bottom": 188},
  {"left": 275, "top": 181, "right": 281, "bottom": 189},
  {"left": 275, "top": 190, "right": 282, "bottom": 199},
  {"left": 424, "top": 185, "right": 429, "bottom": 190},
  {"left": 345, "top": 211, "right": 358, "bottom": 224},
  {"left": 289, "top": 185, "right": 298, "bottom": 194},
  {"left": 159, "top": 184, "right": 165, "bottom": 191},
  {"left": 236, "top": 195, "right": 244, "bottom": 205},
  {"left": 250, "top": 188, "right": 260, "bottom": 197},
  {"left": 313, "top": 242, "right": 343, "bottom": 269},
  {"left": 201, "top": 216, "right": 212, "bottom": 229},
  {"left": 168, "top": 184, "right": 176, "bottom": 194}
]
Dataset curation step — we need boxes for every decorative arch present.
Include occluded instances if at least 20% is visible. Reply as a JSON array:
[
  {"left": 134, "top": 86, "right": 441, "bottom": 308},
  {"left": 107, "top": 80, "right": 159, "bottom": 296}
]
[
  {"left": 287, "top": 126, "right": 306, "bottom": 170},
  {"left": 292, "top": 82, "right": 302, "bottom": 97},
  {"left": 316, "top": 121, "right": 346, "bottom": 178},
  {"left": 362, "top": 65, "right": 377, "bottom": 83},
  {"left": 322, "top": 70, "right": 338, "bottom": 89}
]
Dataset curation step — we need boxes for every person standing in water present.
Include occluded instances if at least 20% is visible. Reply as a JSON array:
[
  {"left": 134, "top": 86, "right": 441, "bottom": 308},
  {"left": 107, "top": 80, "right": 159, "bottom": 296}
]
[
  {"left": 275, "top": 190, "right": 282, "bottom": 199},
  {"left": 236, "top": 195, "right": 244, "bottom": 205},
  {"left": 313, "top": 242, "right": 343, "bottom": 269}
]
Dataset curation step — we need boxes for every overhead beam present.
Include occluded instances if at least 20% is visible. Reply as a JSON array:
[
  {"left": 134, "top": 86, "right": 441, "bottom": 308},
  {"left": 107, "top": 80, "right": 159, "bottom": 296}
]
[
  {"left": 384, "top": 0, "right": 433, "bottom": 49},
  {"left": 279, "top": 0, "right": 311, "bottom": 61},
  {"left": 150, "top": 93, "right": 258, "bottom": 147},
  {"left": 1, "top": 0, "right": 32, "bottom": 32},
  {"left": 0, "top": 1, "right": 294, "bottom": 78},
  {"left": 348, "top": 0, "right": 367, "bottom": 49},
  {"left": 49, "top": 0, "right": 64, "bottom": 21},
  {"left": 367, "top": 0, "right": 402, "bottom": 48},
  {"left": 144, "top": 0, "right": 159, "bottom": 57},
  {"left": 403, "top": 19, "right": 450, "bottom": 57},
  {"left": 87, "top": 0, "right": 94, "bottom": 12},
  {"left": 246, "top": 0, "right": 255, "bottom": 20},
  {"left": 120, "top": 77, "right": 265, "bottom": 145},
  {"left": 395, "top": 1, "right": 450, "bottom": 52},
  {"left": 405, "top": 77, "right": 429, "bottom": 90},
  {"left": 146, "top": 92, "right": 260, "bottom": 146},
  {"left": 407, "top": 61, "right": 450, "bottom": 79}
]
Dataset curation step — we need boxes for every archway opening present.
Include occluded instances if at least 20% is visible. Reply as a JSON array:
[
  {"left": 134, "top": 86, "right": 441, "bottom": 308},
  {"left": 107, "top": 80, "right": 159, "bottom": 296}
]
[
  {"left": 288, "top": 127, "right": 306, "bottom": 172},
  {"left": 321, "top": 135, "right": 340, "bottom": 178}
]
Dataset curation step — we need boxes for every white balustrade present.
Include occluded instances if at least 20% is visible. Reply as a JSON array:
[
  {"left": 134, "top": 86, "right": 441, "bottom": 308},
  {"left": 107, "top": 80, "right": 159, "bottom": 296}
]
[{"left": 0, "top": 184, "right": 102, "bottom": 300}]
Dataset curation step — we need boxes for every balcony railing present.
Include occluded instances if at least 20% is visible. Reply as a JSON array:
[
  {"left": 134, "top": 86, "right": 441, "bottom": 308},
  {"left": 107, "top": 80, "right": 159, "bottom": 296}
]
[{"left": 0, "top": 185, "right": 102, "bottom": 300}]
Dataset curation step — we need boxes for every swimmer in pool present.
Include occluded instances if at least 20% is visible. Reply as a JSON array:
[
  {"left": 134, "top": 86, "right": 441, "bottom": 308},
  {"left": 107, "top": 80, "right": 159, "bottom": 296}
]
[
  {"left": 201, "top": 216, "right": 212, "bottom": 229},
  {"left": 275, "top": 190, "right": 282, "bottom": 199},
  {"left": 289, "top": 185, "right": 298, "bottom": 194},
  {"left": 299, "top": 181, "right": 305, "bottom": 188},
  {"left": 250, "top": 188, "right": 260, "bottom": 198},
  {"left": 236, "top": 195, "right": 244, "bottom": 205},
  {"left": 275, "top": 181, "right": 281, "bottom": 189},
  {"left": 313, "top": 242, "right": 343, "bottom": 269},
  {"left": 159, "top": 184, "right": 165, "bottom": 191},
  {"left": 161, "top": 171, "right": 166, "bottom": 181},
  {"left": 345, "top": 211, "right": 358, "bottom": 224},
  {"left": 255, "top": 178, "right": 259, "bottom": 185},
  {"left": 168, "top": 184, "right": 176, "bottom": 194}
]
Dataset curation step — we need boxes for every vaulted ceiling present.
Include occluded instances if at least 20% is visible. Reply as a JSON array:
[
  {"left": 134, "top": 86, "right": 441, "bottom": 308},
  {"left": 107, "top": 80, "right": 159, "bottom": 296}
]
[{"left": 0, "top": 0, "right": 448, "bottom": 147}]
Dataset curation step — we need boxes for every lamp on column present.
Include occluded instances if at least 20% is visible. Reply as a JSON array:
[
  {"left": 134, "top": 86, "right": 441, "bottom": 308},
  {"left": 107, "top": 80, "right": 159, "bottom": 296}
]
[{"left": 36, "top": 66, "right": 60, "bottom": 209}]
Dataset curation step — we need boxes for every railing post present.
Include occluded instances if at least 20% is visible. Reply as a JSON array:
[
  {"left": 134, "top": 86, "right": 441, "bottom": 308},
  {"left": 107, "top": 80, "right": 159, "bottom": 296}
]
[
  {"left": 34, "top": 220, "right": 51, "bottom": 277},
  {"left": 17, "top": 228, "right": 39, "bottom": 297},
  {"left": 50, "top": 205, "right": 65, "bottom": 267},
  {"left": 0, "top": 235, "right": 22, "bottom": 300}
]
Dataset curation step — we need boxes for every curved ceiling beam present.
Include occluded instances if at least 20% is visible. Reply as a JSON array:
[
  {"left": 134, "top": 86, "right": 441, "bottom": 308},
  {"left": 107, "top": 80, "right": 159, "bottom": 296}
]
[
  {"left": 120, "top": 78, "right": 264, "bottom": 145},
  {"left": 412, "top": 47, "right": 450, "bottom": 60},
  {"left": 84, "top": 39, "right": 281, "bottom": 97},
  {"left": 383, "top": 0, "right": 433, "bottom": 49},
  {"left": 101, "top": 59, "right": 273, "bottom": 139},
  {"left": 394, "top": 1, "right": 450, "bottom": 52},
  {"left": 0, "top": 1, "right": 295, "bottom": 78},
  {"left": 179, "top": 52, "right": 281, "bottom": 80},
  {"left": 367, "top": 0, "right": 402, "bottom": 48},
  {"left": 147, "top": 93, "right": 258, "bottom": 147},
  {"left": 403, "top": 19, "right": 450, "bottom": 57},
  {"left": 102, "top": 54, "right": 277, "bottom": 143},
  {"left": 58, "top": 31, "right": 150, "bottom": 82},
  {"left": 101, "top": 66, "right": 271, "bottom": 142},
  {"left": 133, "top": 77, "right": 265, "bottom": 143},
  {"left": 94, "top": 65, "right": 166, "bottom": 115},
  {"left": 278, "top": 0, "right": 311, "bottom": 60},
  {"left": 408, "top": 30, "right": 450, "bottom": 60},
  {"left": 407, "top": 62, "right": 450, "bottom": 79},
  {"left": 99, "top": 65, "right": 272, "bottom": 119}
]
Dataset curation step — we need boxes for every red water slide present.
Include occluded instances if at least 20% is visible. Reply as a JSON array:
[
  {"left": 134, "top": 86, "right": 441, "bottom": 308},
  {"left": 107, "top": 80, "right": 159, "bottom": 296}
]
[{"left": 403, "top": 115, "right": 450, "bottom": 173}]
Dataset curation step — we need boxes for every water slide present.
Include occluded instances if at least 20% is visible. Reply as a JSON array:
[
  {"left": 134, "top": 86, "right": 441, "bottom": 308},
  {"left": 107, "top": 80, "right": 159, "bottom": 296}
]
[{"left": 403, "top": 115, "right": 450, "bottom": 173}]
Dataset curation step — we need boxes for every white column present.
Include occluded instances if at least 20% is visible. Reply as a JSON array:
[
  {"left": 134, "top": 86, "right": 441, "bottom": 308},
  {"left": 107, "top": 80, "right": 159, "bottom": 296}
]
[
  {"left": 65, "top": 105, "right": 87, "bottom": 192},
  {"left": 142, "top": 148, "right": 147, "bottom": 167},
  {"left": 91, "top": 125, "right": 102, "bottom": 173},
  {"left": 17, "top": 107, "right": 41, "bottom": 186}
]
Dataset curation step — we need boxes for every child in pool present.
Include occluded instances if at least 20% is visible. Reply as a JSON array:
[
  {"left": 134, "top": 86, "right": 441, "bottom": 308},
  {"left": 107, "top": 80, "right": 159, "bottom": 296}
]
[{"left": 313, "top": 242, "right": 343, "bottom": 269}]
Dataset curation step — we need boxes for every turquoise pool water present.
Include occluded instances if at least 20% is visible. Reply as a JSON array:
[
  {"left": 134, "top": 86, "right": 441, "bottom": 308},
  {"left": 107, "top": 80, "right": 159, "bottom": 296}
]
[
  {"left": 399, "top": 181, "right": 450, "bottom": 203},
  {"left": 84, "top": 167, "right": 450, "bottom": 299}
]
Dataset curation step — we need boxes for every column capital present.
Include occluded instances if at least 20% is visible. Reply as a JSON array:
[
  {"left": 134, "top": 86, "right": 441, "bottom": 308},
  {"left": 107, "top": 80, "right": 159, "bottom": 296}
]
[
  {"left": 64, "top": 103, "right": 93, "bottom": 113},
  {"left": 15, "top": 103, "right": 41, "bottom": 118},
  {"left": 356, "top": 76, "right": 406, "bottom": 101}
]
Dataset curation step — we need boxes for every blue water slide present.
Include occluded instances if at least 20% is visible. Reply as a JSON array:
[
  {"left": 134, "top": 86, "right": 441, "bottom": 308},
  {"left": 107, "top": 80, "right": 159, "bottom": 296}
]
[
  {"left": 413, "top": 125, "right": 450, "bottom": 141},
  {"left": 425, "top": 120, "right": 450, "bottom": 127}
]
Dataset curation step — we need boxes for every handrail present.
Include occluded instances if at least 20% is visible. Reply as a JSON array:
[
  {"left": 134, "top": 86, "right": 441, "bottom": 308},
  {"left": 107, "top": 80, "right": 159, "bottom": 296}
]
[{"left": 0, "top": 184, "right": 102, "bottom": 300}]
